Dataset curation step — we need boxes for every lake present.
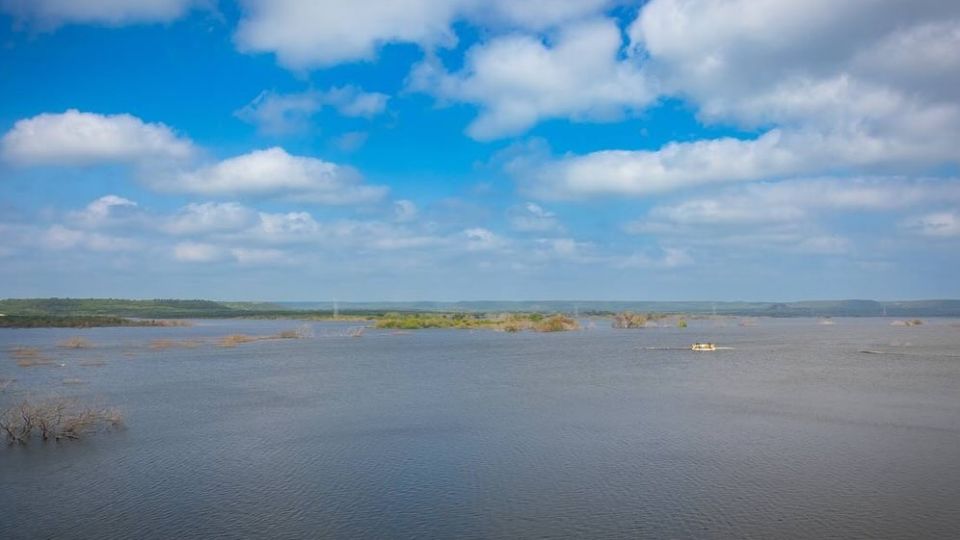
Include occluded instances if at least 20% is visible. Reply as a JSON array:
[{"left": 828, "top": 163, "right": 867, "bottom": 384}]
[{"left": 2, "top": 318, "right": 959, "bottom": 538}]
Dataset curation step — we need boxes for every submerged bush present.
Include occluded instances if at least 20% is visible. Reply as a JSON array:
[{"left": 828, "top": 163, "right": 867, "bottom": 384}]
[
  {"left": 0, "top": 399, "right": 123, "bottom": 445},
  {"left": 533, "top": 315, "right": 579, "bottom": 332},
  {"left": 9, "top": 347, "right": 56, "bottom": 368},
  {"left": 612, "top": 312, "right": 670, "bottom": 329},
  {"left": 374, "top": 312, "right": 580, "bottom": 332},
  {"left": 58, "top": 337, "right": 93, "bottom": 349}
]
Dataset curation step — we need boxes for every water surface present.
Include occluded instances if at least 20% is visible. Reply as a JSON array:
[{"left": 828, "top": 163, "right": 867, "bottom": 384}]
[{"left": 2, "top": 318, "right": 959, "bottom": 538}]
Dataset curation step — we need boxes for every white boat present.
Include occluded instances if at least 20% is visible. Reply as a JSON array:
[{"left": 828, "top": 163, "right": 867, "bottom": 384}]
[{"left": 691, "top": 342, "right": 717, "bottom": 351}]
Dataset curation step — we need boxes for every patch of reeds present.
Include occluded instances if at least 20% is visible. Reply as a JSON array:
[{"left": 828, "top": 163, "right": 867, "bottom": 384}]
[
  {"left": 10, "top": 347, "right": 56, "bottom": 368},
  {"left": 58, "top": 336, "right": 93, "bottom": 349},
  {"left": 217, "top": 327, "right": 311, "bottom": 348},
  {"left": 532, "top": 314, "right": 579, "bottom": 332},
  {"left": 149, "top": 339, "right": 202, "bottom": 350},
  {"left": 218, "top": 334, "right": 259, "bottom": 348},
  {"left": 0, "top": 399, "right": 123, "bottom": 444}
]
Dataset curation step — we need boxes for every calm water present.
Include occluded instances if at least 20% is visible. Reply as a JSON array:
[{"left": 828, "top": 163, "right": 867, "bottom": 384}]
[{"left": 1, "top": 318, "right": 959, "bottom": 539}]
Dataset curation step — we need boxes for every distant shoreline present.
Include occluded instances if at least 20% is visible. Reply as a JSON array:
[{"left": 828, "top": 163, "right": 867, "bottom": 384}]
[
  {"left": 1, "top": 297, "right": 959, "bottom": 328},
  {"left": 2, "top": 298, "right": 960, "bottom": 321}
]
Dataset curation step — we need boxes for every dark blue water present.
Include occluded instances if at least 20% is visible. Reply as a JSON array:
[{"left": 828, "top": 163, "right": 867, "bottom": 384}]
[{"left": 2, "top": 318, "right": 959, "bottom": 538}]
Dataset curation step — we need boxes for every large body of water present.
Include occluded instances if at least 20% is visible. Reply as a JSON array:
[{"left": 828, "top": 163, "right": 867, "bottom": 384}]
[{"left": 2, "top": 318, "right": 959, "bottom": 538}]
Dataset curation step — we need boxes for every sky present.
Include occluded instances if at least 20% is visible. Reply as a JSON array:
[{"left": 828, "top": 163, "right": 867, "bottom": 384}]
[{"left": 1, "top": 0, "right": 958, "bottom": 302}]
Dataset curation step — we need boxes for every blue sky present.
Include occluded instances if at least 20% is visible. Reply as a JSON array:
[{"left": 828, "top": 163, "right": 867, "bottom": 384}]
[{"left": 1, "top": 0, "right": 958, "bottom": 301}]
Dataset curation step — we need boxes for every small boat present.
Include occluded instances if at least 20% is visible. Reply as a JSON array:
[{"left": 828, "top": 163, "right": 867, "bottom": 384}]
[{"left": 691, "top": 342, "right": 717, "bottom": 352}]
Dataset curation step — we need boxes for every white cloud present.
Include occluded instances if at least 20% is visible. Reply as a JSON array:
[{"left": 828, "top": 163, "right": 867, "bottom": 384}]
[
  {"left": 462, "top": 1, "right": 960, "bottom": 196},
  {"left": 159, "top": 147, "right": 387, "bottom": 204},
  {"left": 532, "top": 237, "right": 590, "bottom": 261},
  {"left": 42, "top": 224, "right": 139, "bottom": 252},
  {"left": 0, "top": 0, "right": 205, "bottom": 28},
  {"left": 255, "top": 211, "right": 321, "bottom": 239},
  {"left": 235, "top": 87, "right": 388, "bottom": 134},
  {"left": 470, "top": 0, "right": 613, "bottom": 31},
  {"left": 463, "top": 227, "right": 507, "bottom": 251},
  {"left": 234, "top": 0, "right": 613, "bottom": 70},
  {"left": 69, "top": 195, "right": 139, "bottom": 228},
  {"left": 904, "top": 212, "right": 960, "bottom": 238},
  {"left": 235, "top": 0, "right": 460, "bottom": 69},
  {"left": 164, "top": 202, "right": 258, "bottom": 235},
  {"left": 517, "top": 124, "right": 960, "bottom": 199},
  {"left": 241, "top": 211, "right": 441, "bottom": 251},
  {"left": 508, "top": 202, "right": 560, "bottom": 232},
  {"left": 635, "top": 178, "right": 960, "bottom": 227},
  {"left": 321, "top": 86, "right": 389, "bottom": 118},
  {"left": 517, "top": 130, "right": 797, "bottom": 198},
  {"left": 1, "top": 110, "right": 195, "bottom": 166},
  {"left": 410, "top": 18, "right": 652, "bottom": 139},
  {"left": 234, "top": 91, "right": 322, "bottom": 135},
  {"left": 629, "top": 0, "right": 960, "bottom": 125},
  {"left": 173, "top": 241, "right": 224, "bottom": 262}
]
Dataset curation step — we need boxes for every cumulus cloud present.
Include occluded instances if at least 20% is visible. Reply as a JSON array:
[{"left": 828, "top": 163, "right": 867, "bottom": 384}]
[
  {"left": 618, "top": 177, "right": 960, "bottom": 259},
  {"left": 633, "top": 178, "right": 960, "bottom": 227},
  {"left": 234, "top": 0, "right": 613, "bottom": 70},
  {"left": 164, "top": 202, "right": 258, "bottom": 235},
  {"left": 235, "top": 87, "right": 389, "bottom": 134},
  {"left": 231, "top": 210, "right": 442, "bottom": 251},
  {"left": 173, "top": 241, "right": 223, "bottom": 262},
  {"left": 0, "top": 0, "right": 205, "bottom": 28},
  {"left": 235, "top": 91, "right": 322, "bottom": 135},
  {"left": 517, "top": 123, "right": 960, "bottom": 199},
  {"left": 463, "top": 227, "right": 507, "bottom": 251},
  {"left": 617, "top": 247, "right": 693, "bottom": 269},
  {"left": 1, "top": 110, "right": 195, "bottom": 166},
  {"left": 448, "top": 1, "right": 959, "bottom": 197},
  {"left": 68, "top": 195, "right": 139, "bottom": 228},
  {"left": 321, "top": 86, "right": 390, "bottom": 118},
  {"left": 158, "top": 147, "right": 388, "bottom": 204},
  {"left": 235, "top": 0, "right": 460, "bottom": 69},
  {"left": 628, "top": 0, "right": 960, "bottom": 123},
  {"left": 42, "top": 224, "right": 139, "bottom": 252},
  {"left": 410, "top": 18, "right": 652, "bottom": 139},
  {"left": 470, "top": 0, "right": 613, "bottom": 31}
]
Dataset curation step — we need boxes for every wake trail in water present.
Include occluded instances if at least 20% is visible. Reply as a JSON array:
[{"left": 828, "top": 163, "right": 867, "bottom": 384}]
[{"left": 859, "top": 350, "right": 960, "bottom": 358}]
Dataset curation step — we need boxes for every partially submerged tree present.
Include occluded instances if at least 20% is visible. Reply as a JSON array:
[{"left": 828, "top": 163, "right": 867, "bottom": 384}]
[{"left": 0, "top": 399, "right": 123, "bottom": 445}]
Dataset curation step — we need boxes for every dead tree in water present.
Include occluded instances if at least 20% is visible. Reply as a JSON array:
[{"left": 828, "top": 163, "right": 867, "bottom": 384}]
[{"left": 0, "top": 399, "right": 123, "bottom": 444}]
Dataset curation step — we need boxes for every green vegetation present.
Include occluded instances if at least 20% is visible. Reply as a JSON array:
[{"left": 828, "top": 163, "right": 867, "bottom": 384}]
[
  {"left": 0, "top": 315, "right": 190, "bottom": 328},
  {"left": 0, "top": 298, "right": 376, "bottom": 322},
  {"left": 2, "top": 297, "right": 958, "bottom": 329},
  {"left": 374, "top": 312, "right": 580, "bottom": 332}
]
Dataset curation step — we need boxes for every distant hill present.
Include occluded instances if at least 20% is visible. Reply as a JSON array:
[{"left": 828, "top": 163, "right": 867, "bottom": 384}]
[
  {"left": 2, "top": 298, "right": 959, "bottom": 319},
  {"left": 0, "top": 298, "right": 285, "bottom": 319},
  {"left": 278, "top": 299, "right": 960, "bottom": 317}
]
